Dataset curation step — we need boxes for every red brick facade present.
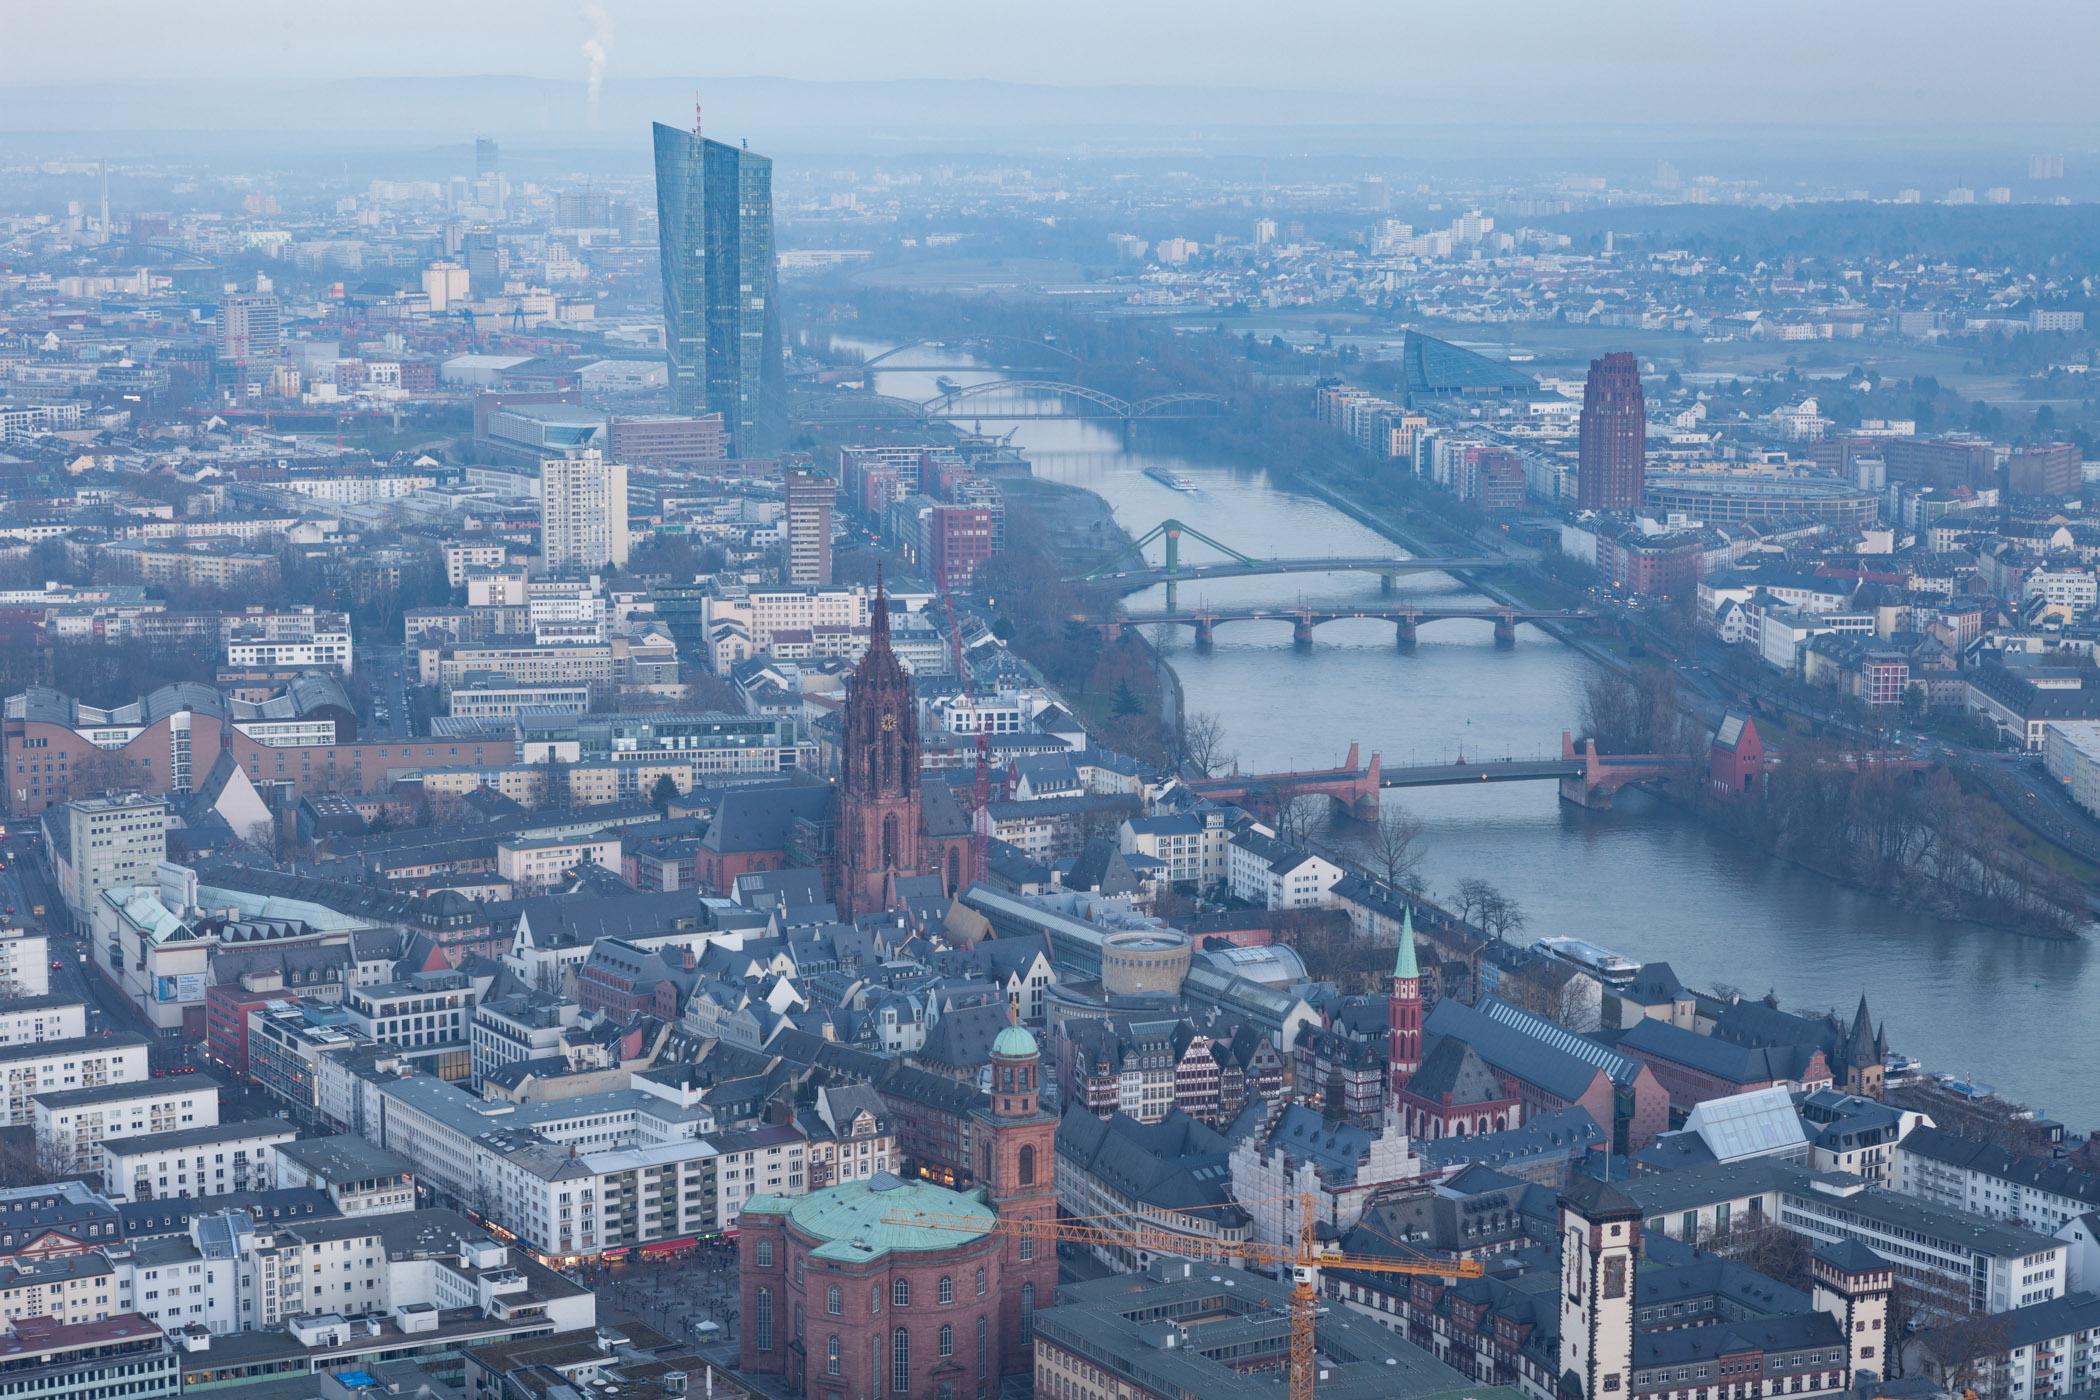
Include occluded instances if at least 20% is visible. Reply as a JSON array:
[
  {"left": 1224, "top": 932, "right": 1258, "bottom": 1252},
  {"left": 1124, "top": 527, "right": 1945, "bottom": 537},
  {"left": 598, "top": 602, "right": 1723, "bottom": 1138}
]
[
  {"left": 3, "top": 708, "right": 516, "bottom": 817},
  {"left": 739, "top": 1035, "right": 1057, "bottom": 1399}
]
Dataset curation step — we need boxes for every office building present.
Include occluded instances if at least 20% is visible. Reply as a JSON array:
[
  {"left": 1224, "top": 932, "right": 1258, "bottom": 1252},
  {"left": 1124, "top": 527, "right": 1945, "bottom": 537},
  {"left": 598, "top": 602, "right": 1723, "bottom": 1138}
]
[
  {"left": 651, "top": 121, "right": 785, "bottom": 456},
  {"left": 50, "top": 794, "right": 167, "bottom": 931},
  {"left": 1578, "top": 351, "right": 1646, "bottom": 511},
  {"left": 539, "top": 450, "right": 629, "bottom": 575},
  {"left": 607, "top": 412, "right": 726, "bottom": 466},
  {"left": 782, "top": 469, "right": 836, "bottom": 585},
  {"left": 216, "top": 295, "right": 280, "bottom": 362}
]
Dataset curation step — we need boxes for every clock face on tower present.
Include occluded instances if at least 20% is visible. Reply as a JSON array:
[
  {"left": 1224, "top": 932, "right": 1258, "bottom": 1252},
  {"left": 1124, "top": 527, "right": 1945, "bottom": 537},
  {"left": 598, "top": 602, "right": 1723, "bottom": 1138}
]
[{"left": 880, "top": 713, "right": 897, "bottom": 731}]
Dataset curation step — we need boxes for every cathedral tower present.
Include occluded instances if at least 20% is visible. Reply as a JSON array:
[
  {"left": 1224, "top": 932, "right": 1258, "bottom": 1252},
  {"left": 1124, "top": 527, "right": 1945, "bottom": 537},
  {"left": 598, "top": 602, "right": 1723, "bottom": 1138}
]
[{"left": 834, "top": 575, "right": 922, "bottom": 917}]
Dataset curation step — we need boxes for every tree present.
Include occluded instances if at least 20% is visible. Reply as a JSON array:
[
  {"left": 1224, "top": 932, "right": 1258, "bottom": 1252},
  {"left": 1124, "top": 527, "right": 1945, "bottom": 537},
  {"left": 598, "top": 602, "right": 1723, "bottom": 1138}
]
[
  {"left": 1111, "top": 678, "right": 1145, "bottom": 718},
  {"left": 1181, "top": 711, "right": 1233, "bottom": 776},
  {"left": 1368, "top": 805, "right": 1427, "bottom": 891},
  {"left": 1699, "top": 1217, "right": 1811, "bottom": 1290},
  {"left": 1269, "top": 789, "right": 1327, "bottom": 846},
  {"left": 649, "top": 774, "right": 681, "bottom": 817},
  {"left": 1452, "top": 877, "right": 1524, "bottom": 940}
]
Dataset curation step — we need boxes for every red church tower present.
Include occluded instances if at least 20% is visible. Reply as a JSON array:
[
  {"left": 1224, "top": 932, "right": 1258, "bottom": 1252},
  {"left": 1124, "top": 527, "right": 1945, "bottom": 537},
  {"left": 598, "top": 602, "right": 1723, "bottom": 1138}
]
[
  {"left": 973, "top": 1024, "right": 1058, "bottom": 1374},
  {"left": 1389, "top": 905, "right": 1423, "bottom": 1096},
  {"left": 834, "top": 575, "right": 923, "bottom": 918}
]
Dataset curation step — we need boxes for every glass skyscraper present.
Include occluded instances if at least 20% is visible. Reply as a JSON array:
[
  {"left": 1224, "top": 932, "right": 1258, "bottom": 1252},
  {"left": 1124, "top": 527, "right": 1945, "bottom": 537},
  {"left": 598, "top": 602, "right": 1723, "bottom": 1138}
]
[{"left": 651, "top": 122, "right": 785, "bottom": 457}]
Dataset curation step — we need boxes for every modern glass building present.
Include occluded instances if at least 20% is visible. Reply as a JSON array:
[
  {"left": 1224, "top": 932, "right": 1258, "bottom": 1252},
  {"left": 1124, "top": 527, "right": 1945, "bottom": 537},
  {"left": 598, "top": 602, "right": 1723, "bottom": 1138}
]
[{"left": 651, "top": 122, "right": 785, "bottom": 456}]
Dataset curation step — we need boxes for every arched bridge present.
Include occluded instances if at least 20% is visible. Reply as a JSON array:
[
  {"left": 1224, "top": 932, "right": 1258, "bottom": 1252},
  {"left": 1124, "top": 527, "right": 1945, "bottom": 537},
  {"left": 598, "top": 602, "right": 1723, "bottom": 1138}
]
[
  {"left": 1185, "top": 733, "right": 1697, "bottom": 819},
  {"left": 858, "top": 334, "right": 1080, "bottom": 372},
  {"left": 921, "top": 380, "right": 1230, "bottom": 421},
  {"left": 1071, "top": 517, "right": 1511, "bottom": 591},
  {"left": 1092, "top": 603, "right": 1595, "bottom": 648}
]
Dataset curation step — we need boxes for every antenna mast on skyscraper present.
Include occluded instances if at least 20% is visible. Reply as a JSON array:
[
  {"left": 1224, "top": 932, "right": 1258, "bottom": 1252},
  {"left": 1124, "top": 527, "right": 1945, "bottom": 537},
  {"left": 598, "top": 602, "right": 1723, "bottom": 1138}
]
[{"left": 692, "top": 93, "right": 703, "bottom": 140}]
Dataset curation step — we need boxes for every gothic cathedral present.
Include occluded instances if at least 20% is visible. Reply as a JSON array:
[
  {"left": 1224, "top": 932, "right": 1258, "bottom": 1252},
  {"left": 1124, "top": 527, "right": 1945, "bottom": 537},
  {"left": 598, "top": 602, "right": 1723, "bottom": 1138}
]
[{"left": 834, "top": 577, "right": 926, "bottom": 917}]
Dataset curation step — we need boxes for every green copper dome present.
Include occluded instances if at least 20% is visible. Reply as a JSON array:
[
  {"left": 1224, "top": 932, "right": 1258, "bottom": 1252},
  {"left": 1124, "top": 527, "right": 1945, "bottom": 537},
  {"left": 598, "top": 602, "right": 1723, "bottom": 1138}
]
[{"left": 991, "top": 1024, "right": 1039, "bottom": 1059}]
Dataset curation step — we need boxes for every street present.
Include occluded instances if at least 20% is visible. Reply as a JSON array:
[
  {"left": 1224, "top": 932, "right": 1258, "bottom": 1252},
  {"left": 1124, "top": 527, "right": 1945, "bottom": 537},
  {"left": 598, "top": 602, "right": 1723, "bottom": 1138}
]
[
  {"left": 1, "top": 833, "right": 194, "bottom": 1070},
  {"left": 361, "top": 643, "right": 419, "bottom": 740}
]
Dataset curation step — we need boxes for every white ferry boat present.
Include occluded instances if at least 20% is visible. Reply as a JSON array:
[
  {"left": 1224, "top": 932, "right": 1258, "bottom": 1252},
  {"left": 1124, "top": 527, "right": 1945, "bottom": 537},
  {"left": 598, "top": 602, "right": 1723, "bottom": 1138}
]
[{"left": 1532, "top": 936, "right": 1641, "bottom": 991}]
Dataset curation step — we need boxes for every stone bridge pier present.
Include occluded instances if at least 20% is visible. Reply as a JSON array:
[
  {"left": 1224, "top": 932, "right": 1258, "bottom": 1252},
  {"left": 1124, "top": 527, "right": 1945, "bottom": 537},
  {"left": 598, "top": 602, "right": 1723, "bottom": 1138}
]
[
  {"left": 1193, "top": 618, "right": 1215, "bottom": 650},
  {"left": 1493, "top": 614, "right": 1518, "bottom": 647},
  {"left": 1292, "top": 618, "right": 1316, "bottom": 649},
  {"left": 1394, "top": 618, "right": 1418, "bottom": 648}
]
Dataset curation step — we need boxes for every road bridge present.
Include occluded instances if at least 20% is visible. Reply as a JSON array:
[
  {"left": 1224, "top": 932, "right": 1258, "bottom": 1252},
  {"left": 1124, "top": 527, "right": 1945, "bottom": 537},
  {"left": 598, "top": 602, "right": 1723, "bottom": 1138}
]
[
  {"left": 1092, "top": 603, "right": 1594, "bottom": 648},
  {"left": 1185, "top": 732, "right": 1697, "bottom": 818},
  {"left": 921, "top": 379, "right": 1230, "bottom": 421},
  {"left": 1071, "top": 517, "right": 1514, "bottom": 602}
]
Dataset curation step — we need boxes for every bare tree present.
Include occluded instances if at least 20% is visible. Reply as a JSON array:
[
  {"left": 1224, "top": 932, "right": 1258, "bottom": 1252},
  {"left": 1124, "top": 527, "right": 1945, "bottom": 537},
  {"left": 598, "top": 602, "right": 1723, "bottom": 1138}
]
[
  {"left": 1269, "top": 789, "right": 1327, "bottom": 846},
  {"left": 1898, "top": 1301, "right": 2007, "bottom": 1385},
  {"left": 1181, "top": 711, "right": 1233, "bottom": 777},
  {"left": 1480, "top": 887, "right": 1525, "bottom": 942},
  {"left": 1368, "top": 805, "right": 1428, "bottom": 891},
  {"left": 1453, "top": 877, "right": 1521, "bottom": 939},
  {"left": 1699, "top": 1217, "right": 1811, "bottom": 1290}
]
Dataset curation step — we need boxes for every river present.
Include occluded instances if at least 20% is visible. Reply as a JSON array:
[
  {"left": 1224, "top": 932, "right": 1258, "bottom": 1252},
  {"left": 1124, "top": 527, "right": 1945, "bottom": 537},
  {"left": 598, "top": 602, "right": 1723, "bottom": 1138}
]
[{"left": 837, "top": 338, "right": 2097, "bottom": 1130}]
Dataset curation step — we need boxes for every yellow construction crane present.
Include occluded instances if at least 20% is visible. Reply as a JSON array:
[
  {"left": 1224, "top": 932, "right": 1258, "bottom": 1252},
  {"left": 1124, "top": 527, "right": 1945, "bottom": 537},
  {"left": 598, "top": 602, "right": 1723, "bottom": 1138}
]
[{"left": 891, "top": 1191, "right": 1484, "bottom": 1400}]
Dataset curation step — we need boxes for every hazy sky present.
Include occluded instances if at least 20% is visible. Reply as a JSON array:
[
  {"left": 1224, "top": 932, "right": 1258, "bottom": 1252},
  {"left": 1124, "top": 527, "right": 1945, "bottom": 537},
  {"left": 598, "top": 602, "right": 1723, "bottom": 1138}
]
[{"left": 8, "top": 0, "right": 2100, "bottom": 130}]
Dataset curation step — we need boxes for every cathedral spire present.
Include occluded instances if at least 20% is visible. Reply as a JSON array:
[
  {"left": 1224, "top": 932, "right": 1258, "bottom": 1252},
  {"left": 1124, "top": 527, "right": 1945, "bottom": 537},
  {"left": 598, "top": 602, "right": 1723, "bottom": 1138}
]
[
  {"left": 1394, "top": 905, "right": 1418, "bottom": 980},
  {"left": 870, "top": 564, "right": 892, "bottom": 650}
]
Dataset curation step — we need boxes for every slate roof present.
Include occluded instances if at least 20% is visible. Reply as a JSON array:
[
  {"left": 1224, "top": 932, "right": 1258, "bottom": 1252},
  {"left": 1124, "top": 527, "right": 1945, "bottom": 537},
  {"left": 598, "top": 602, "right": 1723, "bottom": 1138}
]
[
  {"left": 1898, "top": 1125, "right": 2100, "bottom": 1210},
  {"left": 1616, "top": 1017, "right": 1825, "bottom": 1085},
  {"left": 701, "top": 782, "right": 833, "bottom": 854},
  {"left": 1419, "top": 1106, "right": 1605, "bottom": 1172},
  {"left": 1631, "top": 1311, "right": 1845, "bottom": 1369},
  {"left": 914, "top": 1001, "right": 1013, "bottom": 1073},
  {"left": 1055, "top": 1106, "right": 1247, "bottom": 1226},
  {"left": 1406, "top": 1038, "right": 1510, "bottom": 1106},
  {"left": 1914, "top": 1291, "right": 2100, "bottom": 1363},
  {"left": 1424, "top": 997, "right": 1627, "bottom": 1102}
]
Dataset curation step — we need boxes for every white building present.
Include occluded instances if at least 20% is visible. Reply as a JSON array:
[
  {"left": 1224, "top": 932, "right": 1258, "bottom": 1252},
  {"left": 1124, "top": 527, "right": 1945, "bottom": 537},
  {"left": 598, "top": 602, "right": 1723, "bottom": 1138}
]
[
  {"left": 0, "top": 1032, "right": 149, "bottom": 1125},
  {"left": 539, "top": 450, "right": 629, "bottom": 574},
  {"left": 272, "top": 1134, "right": 417, "bottom": 1217},
  {"left": 34, "top": 1073, "right": 220, "bottom": 1176},
  {"left": 700, "top": 586, "right": 871, "bottom": 674},
  {"left": 48, "top": 795, "right": 167, "bottom": 932},
  {"left": 1120, "top": 811, "right": 1232, "bottom": 886},
  {"left": 2044, "top": 721, "right": 2100, "bottom": 818},
  {"left": 1895, "top": 1125, "right": 2100, "bottom": 1239},
  {"left": 221, "top": 607, "right": 354, "bottom": 675},
  {"left": 101, "top": 1118, "right": 294, "bottom": 1201},
  {"left": 0, "top": 930, "right": 50, "bottom": 998},
  {"left": 1227, "top": 826, "right": 1344, "bottom": 910},
  {"left": 708, "top": 1124, "right": 810, "bottom": 1232},
  {"left": 495, "top": 834, "right": 621, "bottom": 893},
  {"left": 0, "top": 995, "right": 84, "bottom": 1046},
  {"left": 2025, "top": 568, "right": 2099, "bottom": 620},
  {"left": 477, "top": 1131, "right": 718, "bottom": 1264}
]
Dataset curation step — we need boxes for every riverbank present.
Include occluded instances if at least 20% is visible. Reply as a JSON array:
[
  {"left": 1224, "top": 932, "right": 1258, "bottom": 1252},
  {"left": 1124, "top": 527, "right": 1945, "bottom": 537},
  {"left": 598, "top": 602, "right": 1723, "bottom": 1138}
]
[
  {"left": 985, "top": 469, "right": 1183, "bottom": 767},
  {"left": 837, "top": 328, "right": 2100, "bottom": 1127}
]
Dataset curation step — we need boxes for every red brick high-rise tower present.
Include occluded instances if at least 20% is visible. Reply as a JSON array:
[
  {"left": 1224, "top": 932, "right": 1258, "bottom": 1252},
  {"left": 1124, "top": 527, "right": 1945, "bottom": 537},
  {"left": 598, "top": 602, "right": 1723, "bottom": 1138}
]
[
  {"left": 973, "top": 1024, "right": 1058, "bottom": 1374},
  {"left": 834, "top": 574, "right": 922, "bottom": 917},
  {"left": 1577, "top": 351, "right": 1646, "bottom": 512}
]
